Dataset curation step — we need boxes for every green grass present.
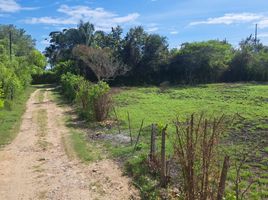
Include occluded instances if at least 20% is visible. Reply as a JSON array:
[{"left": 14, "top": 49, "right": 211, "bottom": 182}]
[
  {"left": 0, "top": 86, "right": 36, "bottom": 148},
  {"left": 113, "top": 83, "right": 268, "bottom": 130},
  {"left": 110, "top": 83, "right": 268, "bottom": 199},
  {"left": 69, "top": 129, "right": 104, "bottom": 162}
]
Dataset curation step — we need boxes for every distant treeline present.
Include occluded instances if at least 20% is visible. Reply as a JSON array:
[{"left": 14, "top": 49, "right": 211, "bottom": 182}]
[{"left": 43, "top": 21, "right": 268, "bottom": 85}]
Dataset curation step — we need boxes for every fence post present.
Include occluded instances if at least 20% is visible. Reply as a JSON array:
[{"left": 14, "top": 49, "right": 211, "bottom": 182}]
[
  {"left": 160, "top": 125, "right": 168, "bottom": 187},
  {"left": 217, "top": 156, "right": 230, "bottom": 200},
  {"left": 127, "top": 111, "right": 133, "bottom": 145},
  {"left": 150, "top": 124, "right": 157, "bottom": 161}
]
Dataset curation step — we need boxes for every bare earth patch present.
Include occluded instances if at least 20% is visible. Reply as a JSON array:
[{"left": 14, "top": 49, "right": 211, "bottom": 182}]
[{"left": 0, "top": 88, "right": 139, "bottom": 200}]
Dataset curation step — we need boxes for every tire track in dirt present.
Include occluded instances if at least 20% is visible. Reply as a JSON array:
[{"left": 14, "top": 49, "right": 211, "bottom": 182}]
[{"left": 0, "top": 88, "right": 140, "bottom": 200}]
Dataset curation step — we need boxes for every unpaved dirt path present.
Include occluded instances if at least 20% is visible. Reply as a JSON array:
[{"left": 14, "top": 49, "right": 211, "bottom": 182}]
[{"left": 0, "top": 88, "right": 139, "bottom": 200}]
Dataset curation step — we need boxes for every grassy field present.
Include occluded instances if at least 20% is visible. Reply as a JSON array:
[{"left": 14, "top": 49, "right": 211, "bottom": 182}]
[
  {"left": 0, "top": 86, "right": 36, "bottom": 148},
  {"left": 55, "top": 83, "right": 268, "bottom": 199},
  {"left": 113, "top": 83, "right": 267, "bottom": 129},
  {"left": 109, "top": 83, "right": 268, "bottom": 199}
]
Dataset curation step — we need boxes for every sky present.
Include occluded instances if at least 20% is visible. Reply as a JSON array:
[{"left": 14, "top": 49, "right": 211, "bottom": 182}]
[{"left": 1, "top": 0, "right": 268, "bottom": 51}]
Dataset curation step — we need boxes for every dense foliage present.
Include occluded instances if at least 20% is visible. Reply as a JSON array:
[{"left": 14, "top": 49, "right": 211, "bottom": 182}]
[
  {"left": 60, "top": 72, "right": 85, "bottom": 102},
  {"left": 60, "top": 73, "right": 111, "bottom": 121},
  {"left": 0, "top": 24, "right": 46, "bottom": 107},
  {"left": 44, "top": 22, "right": 268, "bottom": 85}
]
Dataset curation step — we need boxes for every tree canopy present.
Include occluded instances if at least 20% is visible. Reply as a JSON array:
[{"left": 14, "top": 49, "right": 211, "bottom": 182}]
[
  {"left": 0, "top": 24, "right": 46, "bottom": 104},
  {"left": 44, "top": 21, "right": 268, "bottom": 85}
]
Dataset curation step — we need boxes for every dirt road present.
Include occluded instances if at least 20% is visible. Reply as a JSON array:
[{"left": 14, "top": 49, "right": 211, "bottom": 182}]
[{"left": 0, "top": 88, "right": 139, "bottom": 200}]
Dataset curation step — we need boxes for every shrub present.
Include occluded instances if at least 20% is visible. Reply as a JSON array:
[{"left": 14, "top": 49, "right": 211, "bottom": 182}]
[
  {"left": 76, "top": 80, "right": 111, "bottom": 121},
  {"left": 32, "top": 71, "right": 57, "bottom": 84},
  {"left": 90, "top": 81, "right": 111, "bottom": 121},
  {"left": 60, "top": 73, "right": 84, "bottom": 102},
  {"left": 75, "top": 79, "right": 93, "bottom": 119},
  {"left": 173, "top": 114, "right": 232, "bottom": 200}
]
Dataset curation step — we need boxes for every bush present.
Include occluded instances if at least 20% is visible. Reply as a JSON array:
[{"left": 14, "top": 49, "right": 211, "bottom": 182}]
[
  {"left": 60, "top": 73, "right": 85, "bottom": 102},
  {"left": 76, "top": 80, "right": 111, "bottom": 121},
  {"left": 75, "top": 79, "right": 93, "bottom": 119},
  {"left": 32, "top": 71, "right": 57, "bottom": 84},
  {"left": 90, "top": 81, "right": 111, "bottom": 121}
]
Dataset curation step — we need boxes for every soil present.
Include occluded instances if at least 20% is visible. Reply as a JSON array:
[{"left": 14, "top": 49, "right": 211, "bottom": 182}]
[{"left": 0, "top": 88, "right": 140, "bottom": 200}]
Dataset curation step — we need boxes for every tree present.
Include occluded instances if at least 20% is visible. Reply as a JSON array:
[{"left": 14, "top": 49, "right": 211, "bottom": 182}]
[
  {"left": 226, "top": 35, "right": 268, "bottom": 81},
  {"left": 44, "top": 21, "right": 95, "bottom": 66},
  {"left": 169, "top": 40, "right": 233, "bottom": 84},
  {"left": 72, "top": 45, "right": 126, "bottom": 81},
  {"left": 122, "top": 26, "right": 147, "bottom": 70},
  {"left": 139, "top": 34, "right": 169, "bottom": 82},
  {"left": 0, "top": 24, "right": 42, "bottom": 102},
  {"left": 0, "top": 24, "right": 35, "bottom": 57},
  {"left": 28, "top": 50, "right": 47, "bottom": 74}
]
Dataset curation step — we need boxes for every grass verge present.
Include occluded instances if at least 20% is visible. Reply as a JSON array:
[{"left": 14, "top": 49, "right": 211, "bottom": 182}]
[
  {"left": 0, "top": 86, "right": 36, "bottom": 148},
  {"left": 51, "top": 89, "right": 104, "bottom": 162}
]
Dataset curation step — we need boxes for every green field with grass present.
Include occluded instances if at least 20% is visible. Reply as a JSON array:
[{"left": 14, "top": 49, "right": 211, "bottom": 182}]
[
  {"left": 0, "top": 87, "right": 36, "bottom": 148},
  {"left": 54, "top": 83, "right": 268, "bottom": 199},
  {"left": 113, "top": 83, "right": 268, "bottom": 129},
  {"left": 110, "top": 83, "right": 268, "bottom": 199}
]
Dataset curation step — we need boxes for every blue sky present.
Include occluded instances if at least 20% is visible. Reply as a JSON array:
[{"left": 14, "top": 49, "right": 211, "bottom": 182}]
[{"left": 1, "top": 0, "right": 268, "bottom": 51}]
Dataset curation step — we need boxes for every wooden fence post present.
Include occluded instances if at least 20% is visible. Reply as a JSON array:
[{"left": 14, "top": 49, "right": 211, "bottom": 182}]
[
  {"left": 127, "top": 111, "right": 133, "bottom": 145},
  {"left": 217, "top": 156, "right": 230, "bottom": 200},
  {"left": 150, "top": 124, "right": 157, "bottom": 161},
  {"left": 160, "top": 125, "right": 168, "bottom": 187}
]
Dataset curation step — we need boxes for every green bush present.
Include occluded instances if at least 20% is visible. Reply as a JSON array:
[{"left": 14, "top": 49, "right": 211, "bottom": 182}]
[
  {"left": 89, "top": 81, "right": 111, "bottom": 121},
  {"left": 0, "top": 65, "right": 23, "bottom": 101},
  {"left": 32, "top": 71, "right": 57, "bottom": 84},
  {"left": 76, "top": 80, "right": 111, "bottom": 121},
  {"left": 61, "top": 73, "right": 85, "bottom": 102},
  {"left": 75, "top": 79, "right": 93, "bottom": 119}
]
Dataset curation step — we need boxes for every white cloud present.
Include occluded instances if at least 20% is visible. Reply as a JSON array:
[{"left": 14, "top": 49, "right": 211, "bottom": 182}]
[
  {"left": 145, "top": 23, "right": 159, "bottom": 33},
  {"left": 170, "top": 31, "right": 178, "bottom": 35},
  {"left": 0, "top": 0, "right": 38, "bottom": 13},
  {"left": 258, "top": 32, "right": 268, "bottom": 38},
  {"left": 190, "top": 13, "right": 263, "bottom": 26},
  {"left": 24, "top": 4, "right": 139, "bottom": 31},
  {"left": 258, "top": 19, "right": 268, "bottom": 29},
  {"left": 147, "top": 27, "right": 159, "bottom": 32}
]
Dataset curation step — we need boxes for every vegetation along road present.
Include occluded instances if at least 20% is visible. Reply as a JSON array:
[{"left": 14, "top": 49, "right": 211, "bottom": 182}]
[{"left": 0, "top": 88, "right": 139, "bottom": 200}]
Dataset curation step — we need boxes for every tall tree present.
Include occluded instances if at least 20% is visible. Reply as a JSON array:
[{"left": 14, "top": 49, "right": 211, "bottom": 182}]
[{"left": 72, "top": 45, "right": 126, "bottom": 81}]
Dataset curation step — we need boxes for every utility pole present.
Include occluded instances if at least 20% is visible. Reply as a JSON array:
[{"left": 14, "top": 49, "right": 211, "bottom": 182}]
[
  {"left": 9, "top": 31, "right": 12, "bottom": 61},
  {"left": 254, "top": 24, "right": 258, "bottom": 45}
]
